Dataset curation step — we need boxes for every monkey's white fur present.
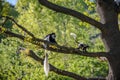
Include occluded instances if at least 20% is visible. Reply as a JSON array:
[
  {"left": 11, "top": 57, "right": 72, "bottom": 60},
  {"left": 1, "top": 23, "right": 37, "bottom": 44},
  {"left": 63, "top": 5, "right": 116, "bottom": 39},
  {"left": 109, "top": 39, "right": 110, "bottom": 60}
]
[{"left": 44, "top": 50, "right": 50, "bottom": 76}]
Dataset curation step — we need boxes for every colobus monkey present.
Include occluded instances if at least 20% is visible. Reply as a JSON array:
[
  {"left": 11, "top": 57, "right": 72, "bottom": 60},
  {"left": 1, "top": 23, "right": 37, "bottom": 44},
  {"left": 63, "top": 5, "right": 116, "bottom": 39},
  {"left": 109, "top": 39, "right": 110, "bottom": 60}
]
[
  {"left": 43, "top": 33, "right": 57, "bottom": 76},
  {"left": 44, "top": 33, "right": 57, "bottom": 43},
  {"left": 44, "top": 33, "right": 57, "bottom": 48},
  {"left": 77, "top": 43, "right": 89, "bottom": 52}
]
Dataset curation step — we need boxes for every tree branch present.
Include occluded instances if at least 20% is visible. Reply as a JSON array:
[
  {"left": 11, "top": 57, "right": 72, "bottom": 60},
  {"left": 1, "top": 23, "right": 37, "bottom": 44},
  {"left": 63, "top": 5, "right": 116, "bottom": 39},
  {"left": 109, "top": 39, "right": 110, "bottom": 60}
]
[
  {"left": 19, "top": 48, "right": 106, "bottom": 80},
  {"left": 19, "top": 48, "right": 86, "bottom": 80},
  {"left": 2, "top": 28, "right": 109, "bottom": 58},
  {"left": 0, "top": 15, "right": 108, "bottom": 58},
  {"left": 38, "top": 0, "right": 104, "bottom": 31},
  {"left": 0, "top": 16, "right": 107, "bottom": 79},
  {"left": 1, "top": 16, "right": 35, "bottom": 38}
]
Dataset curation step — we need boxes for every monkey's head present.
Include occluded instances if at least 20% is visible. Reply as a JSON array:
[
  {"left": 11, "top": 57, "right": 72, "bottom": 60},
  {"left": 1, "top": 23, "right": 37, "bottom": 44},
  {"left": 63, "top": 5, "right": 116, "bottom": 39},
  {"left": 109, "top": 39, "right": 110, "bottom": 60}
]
[{"left": 51, "top": 33, "right": 56, "bottom": 39}]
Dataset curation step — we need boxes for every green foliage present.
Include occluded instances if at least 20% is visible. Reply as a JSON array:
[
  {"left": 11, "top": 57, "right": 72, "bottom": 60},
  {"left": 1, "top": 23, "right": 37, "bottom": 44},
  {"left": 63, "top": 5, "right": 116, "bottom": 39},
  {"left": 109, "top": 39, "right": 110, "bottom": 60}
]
[
  {"left": 0, "top": 1, "right": 19, "bottom": 42},
  {"left": 0, "top": 0, "right": 108, "bottom": 80}
]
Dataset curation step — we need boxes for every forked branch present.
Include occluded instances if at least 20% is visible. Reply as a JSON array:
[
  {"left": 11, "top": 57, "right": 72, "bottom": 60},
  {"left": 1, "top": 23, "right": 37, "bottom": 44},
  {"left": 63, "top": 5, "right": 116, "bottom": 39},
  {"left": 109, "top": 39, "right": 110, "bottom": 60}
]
[
  {"left": 0, "top": 16, "right": 107, "bottom": 79},
  {"left": 1, "top": 16, "right": 35, "bottom": 38},
  {"left": 0, "top": 16, "right": 109, "bottom": 59}
]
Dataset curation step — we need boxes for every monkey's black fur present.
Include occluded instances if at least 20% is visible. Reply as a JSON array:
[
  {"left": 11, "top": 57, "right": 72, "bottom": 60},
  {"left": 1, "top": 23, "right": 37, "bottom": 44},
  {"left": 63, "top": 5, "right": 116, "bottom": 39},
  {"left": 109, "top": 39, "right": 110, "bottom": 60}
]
[
  {"left": 44, "top": 33, "right": 57, "bottom": 43},
  {"left": 77, "top": 43, "right": 89, "bottom": 52},
  {"left": 43, "top": 33, "right": 57, "bottom": 48}
]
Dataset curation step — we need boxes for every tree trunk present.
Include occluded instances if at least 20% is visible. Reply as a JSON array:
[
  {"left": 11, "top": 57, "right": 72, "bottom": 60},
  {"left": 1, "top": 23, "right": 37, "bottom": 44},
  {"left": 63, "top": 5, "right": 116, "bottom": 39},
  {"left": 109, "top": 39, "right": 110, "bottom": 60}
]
[{"left": 97, "top": 0, "right": 120, "bottom": 80}]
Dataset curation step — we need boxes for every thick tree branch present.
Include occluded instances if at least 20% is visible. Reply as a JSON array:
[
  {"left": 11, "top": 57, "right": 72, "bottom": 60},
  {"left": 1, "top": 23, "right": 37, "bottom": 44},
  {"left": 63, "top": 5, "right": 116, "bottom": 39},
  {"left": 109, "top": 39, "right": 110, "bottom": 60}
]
[
  {"left": 19, "top": 48, "right": 86, "bottom": 80},
  {"left": 38, "top": 0, "right": 104, "bottom": 31},
  {"left": 19, "top": 48, "right": 106, "bottom": 80},
  {"left": 0, "top": 16, "right": 109, "bottom": 58},
  {"left": 2, "top": 29, "right": 109, "bottom": 58}
]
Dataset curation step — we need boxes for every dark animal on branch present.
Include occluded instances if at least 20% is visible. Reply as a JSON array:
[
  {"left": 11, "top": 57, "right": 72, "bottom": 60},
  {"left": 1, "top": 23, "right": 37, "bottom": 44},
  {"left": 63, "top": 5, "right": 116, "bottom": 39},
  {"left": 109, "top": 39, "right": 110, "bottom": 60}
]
[
  {"left": 43, "top": 33, "right": 57, "bottom": 48},
  {"left": 77, "top": 43, "right": 89, "bottom": 52},
  {"left": 43, "top": 33, "right": 57, "bottom": 76}
]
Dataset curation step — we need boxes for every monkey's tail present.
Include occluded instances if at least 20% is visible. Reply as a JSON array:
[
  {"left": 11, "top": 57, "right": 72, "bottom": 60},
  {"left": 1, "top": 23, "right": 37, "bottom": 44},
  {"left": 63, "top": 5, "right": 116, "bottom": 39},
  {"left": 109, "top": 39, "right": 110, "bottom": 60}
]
[{"left": 44, "top": 50, "right": 50, "bottom": 76}]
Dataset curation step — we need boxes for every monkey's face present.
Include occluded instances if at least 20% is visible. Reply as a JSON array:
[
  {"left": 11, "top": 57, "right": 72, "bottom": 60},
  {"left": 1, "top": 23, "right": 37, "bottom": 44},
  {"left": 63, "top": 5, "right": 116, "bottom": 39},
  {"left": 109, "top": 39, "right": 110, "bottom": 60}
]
[{"left": 51, "top": 34, "right": 56, "bottom": 39}]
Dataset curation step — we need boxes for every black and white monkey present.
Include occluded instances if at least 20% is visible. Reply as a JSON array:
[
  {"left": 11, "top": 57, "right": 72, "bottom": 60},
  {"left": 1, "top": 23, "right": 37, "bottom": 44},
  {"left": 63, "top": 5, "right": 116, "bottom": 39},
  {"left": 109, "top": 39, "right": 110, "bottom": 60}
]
[
  {"left": 44, "top": 33, "right": 57, "bottom": 43},
  {"left": 43, "top": 33, "right": 57, "bottom": 48},
  {"left": 43, "top": 33, "right": 57, "bottom": 76},
  {"left": 77, "top": 43, "right": 89, "bottom": 52}
]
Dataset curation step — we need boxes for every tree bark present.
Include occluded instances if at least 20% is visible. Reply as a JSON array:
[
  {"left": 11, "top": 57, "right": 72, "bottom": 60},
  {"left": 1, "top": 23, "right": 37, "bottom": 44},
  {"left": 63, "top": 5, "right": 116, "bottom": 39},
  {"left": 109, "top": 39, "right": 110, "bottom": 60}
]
[{"left": 97, "top": 0, "right": 120, "bottom": 80}]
